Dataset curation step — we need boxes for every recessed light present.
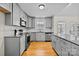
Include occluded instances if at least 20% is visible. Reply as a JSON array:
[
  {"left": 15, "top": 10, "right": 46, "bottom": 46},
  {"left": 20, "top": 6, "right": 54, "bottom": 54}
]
[{"left": 39, "top": 4, "right": 45, "bottom": 9}]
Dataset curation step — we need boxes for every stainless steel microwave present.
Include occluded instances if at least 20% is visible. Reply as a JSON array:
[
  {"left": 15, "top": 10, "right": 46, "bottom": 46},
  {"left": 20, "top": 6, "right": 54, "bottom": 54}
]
[{"left": 20, "top": 18, "right": 26, "bottom": 27}]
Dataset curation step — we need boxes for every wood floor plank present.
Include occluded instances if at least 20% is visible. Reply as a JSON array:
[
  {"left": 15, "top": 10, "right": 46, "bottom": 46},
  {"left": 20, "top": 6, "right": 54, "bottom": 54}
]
[{"left": 22, "top": 42, "right": 57, "bottom": 56}]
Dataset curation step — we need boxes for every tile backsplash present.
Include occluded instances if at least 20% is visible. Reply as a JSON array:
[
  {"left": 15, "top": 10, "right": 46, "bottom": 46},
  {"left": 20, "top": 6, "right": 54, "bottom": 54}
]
[{"left": 4, "top": 25, "right": 27, "bottom": 36}]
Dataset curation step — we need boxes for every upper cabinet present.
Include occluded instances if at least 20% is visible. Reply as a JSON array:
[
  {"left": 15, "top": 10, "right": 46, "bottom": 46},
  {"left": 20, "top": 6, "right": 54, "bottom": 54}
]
[
  {"left": 5, "top": 3, "right": 13, "bottom": 26},
  {"left": 0, "top": 3, "right": 12, "bottom": 13},
  {"left": 5, "top": 3, "right": 34, "bottom": 28},
  {"left": 5, "top": 3, "right": 27, "bottom": 27},
  {"left": 13, "top": 3, "right": 27, "bottom": 27},
  {"left": 45, "top": 17, "right": 52, "bottom": 29},
  {"left": 13, "top": 3, "right": 20, "bottom": 26},
  {"left": 19, "top": 8, "right": 27, "bottom": 22},
  {"left": 26, "top": 16, "right": 35, "bottom": 28}
]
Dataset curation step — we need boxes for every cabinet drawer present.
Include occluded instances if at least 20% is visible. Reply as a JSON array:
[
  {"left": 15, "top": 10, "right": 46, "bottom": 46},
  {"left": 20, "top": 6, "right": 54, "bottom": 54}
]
[{"left": 70, "top": 44, "right": 78, "bottom": 56}]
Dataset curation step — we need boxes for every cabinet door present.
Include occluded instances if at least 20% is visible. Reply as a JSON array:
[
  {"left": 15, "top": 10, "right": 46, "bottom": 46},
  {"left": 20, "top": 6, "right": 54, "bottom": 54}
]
[
  {"left": 31, "top": 18, "right": 35, "bottom": 28},
  {"left": 61, "top": 40, "right": 70, "bottom": 56},
  {"left": 51, "top": 35, "right": 57, "bottom": 49},
  {"left": 76, "top": 45, "right": 79, "bottom": 56},
  {"left": 5, "top": 3, "right": 12, "bottom": 26},
  {"left": 20, "top": 35, "right": 25, "bottom": 55},
  {"left": 30, "top": 32, "right": 36, "bottom": 41},
  {"left": 65, "top": 41, "right": 71, "bottom": 56},
  {"left": 36, "top": 33, "right": 45, "bottom": 41},
  {"left": 70, "top": 44, "right": 77, "bottom": 56},
  {"left": 45, "top": 17, "right": 52, "bottom": 28},
  {"left": 19, "top": 9, "right": 27, "bottom": 21},
  {"left": 45, "top": 34, "right": 51, "bottom": 41},
  {"left": 13, "top": 4, "right": 20, "bottom": 26},
  {"left": 29, "top": 18, "right": 32, "bottom": 27},
  {"left": 27, "top": 17, "right": 33, "bottom": 27},
  {"left": 55, "top": 38, "right": 62, "bottom": 55},
  {"left": 26, "top": 17, "right": 35, "bottom": 28},
  {"left": 4, "top": 37, "right": 20, "bottom": 56}
]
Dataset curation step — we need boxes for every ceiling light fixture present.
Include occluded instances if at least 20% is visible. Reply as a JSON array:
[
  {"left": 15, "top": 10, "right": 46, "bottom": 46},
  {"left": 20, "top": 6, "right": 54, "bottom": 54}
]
[{"left": 39, "top": 4, "right": 45, "bottom": 9}]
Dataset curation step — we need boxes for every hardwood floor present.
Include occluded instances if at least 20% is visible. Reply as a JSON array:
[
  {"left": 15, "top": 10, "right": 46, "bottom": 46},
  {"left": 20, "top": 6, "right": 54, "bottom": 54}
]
[{"left": 22, "top": 42, "right": 57, "bottom": 56}]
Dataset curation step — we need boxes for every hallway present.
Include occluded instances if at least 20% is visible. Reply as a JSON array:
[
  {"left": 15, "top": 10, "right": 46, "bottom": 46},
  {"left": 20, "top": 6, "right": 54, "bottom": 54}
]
[{"left": 22, "top": 42, "right": 57, "bottom": 56}]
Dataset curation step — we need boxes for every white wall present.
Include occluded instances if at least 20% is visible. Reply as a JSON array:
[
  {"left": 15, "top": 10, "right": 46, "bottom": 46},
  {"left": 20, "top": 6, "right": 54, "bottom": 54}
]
[
  {"left": 53, "top": 16, "right": 79, "bottom": 39},
  {"left": 0, "top": 11, "right": 5, "bottom": 55}
]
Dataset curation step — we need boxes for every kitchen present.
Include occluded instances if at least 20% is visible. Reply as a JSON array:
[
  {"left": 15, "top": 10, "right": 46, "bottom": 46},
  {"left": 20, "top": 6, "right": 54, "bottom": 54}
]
[
  {"left": 0, "top": 3, "right": 53, "bottom": 56},
  {"left": 0, "top": 3, "right": 79, "bottom": 56}
]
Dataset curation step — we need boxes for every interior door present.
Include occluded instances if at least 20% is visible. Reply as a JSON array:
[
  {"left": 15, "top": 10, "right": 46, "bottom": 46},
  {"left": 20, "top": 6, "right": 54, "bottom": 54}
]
[{"left": 36, "top": 33, "right": 45, "bottom": 41}]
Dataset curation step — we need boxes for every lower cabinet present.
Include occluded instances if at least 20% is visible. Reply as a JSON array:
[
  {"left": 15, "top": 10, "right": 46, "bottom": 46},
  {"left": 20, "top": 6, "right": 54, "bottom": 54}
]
[
  {"left": 70, "top": 44, "right": 78, "bottom": 56},
  {"left": 61, "top": 40, "right": 68, "bottom": 56},
  {"left": 45, "top": 33, "right": 51, "bottom": 41},
  {"left": 4, "top": 35, "right": 27, "bottom": 56},
  {"left": 61, "top": 46, "right": 68, "bottom": 56},
  {"left": 30, "top": 32, "right": 36, "bottom": 41},
  {"left": 76, "top": 46, "right": 79, "bottom": 55},
  {"left": 4, "top": 37, "right": 20, "bottom": 56},
  {"left": 51, "top": 35, "right": 79, "bottom": 56},
  {"left": 51, "top": 35, "right": 57, "bottom": 48},
  {"left": 36, "top": 33, "right": 45, "bottom": 41},
  {"left": 20, "top": 35, "right": 26, "bottom": 55}
]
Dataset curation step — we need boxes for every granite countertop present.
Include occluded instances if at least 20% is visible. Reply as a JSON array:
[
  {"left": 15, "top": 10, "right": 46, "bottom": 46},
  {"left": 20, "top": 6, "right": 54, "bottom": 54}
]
[
  {"left": 67, "top": 40, "right": 79, "bottom": 46},
  {"left": 52, "top": 35, "right": 79, "bottom": 46},
  {"left": 4, "top": 36, "right": 20, "bottom": 38}
]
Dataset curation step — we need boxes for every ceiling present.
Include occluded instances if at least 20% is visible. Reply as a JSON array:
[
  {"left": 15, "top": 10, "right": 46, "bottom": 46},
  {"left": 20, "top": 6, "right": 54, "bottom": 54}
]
[
  {"left": 57, "top": 3, "right": 79, "bottom": 16},
  {"left": 18, "top": 3, "right": 79, "bottom": 17}
]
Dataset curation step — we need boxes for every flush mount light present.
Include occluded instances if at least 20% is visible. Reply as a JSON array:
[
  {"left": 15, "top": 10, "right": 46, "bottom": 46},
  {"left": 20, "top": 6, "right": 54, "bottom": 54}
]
[{"left": 39, "top": 4, "right": 45, "bottom": 9}]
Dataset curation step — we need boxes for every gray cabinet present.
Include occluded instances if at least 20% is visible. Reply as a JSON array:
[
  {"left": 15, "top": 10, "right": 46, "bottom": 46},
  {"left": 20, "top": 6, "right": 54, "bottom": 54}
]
[
  {"left": 61, "top": 40, "right": 68, "bottom": 56},
  {"left": 55, "top": 38, "right": 62, "bottom": 55},
  {"left": 76, "top": 45, "right": 79, "bottom": 55},
  {"left": 4, "top": 35, "right": 27, "bottom": 56},
  {"left": 51, "top": 35, "right": 79, "bottom": 56},
  {"left": 36, "top": 33, "right": 45, "bottom": 41},
  {"left": 30, "top": 32, "right": 36, "bottom": 41},
  {"left": 51, "top": 34, "right": 57, "bottom": 48},
  {"left": 70, "top": 44, "right": 77, "bottom": 56},
  {"left": 26, "top": 16, "right": 35, "bottom": 28},
  {"left": 5, "top": 12, "right": 13, "bottom": 25},
  {"left": 4, "top": 37, "right": 20, "bottom": 56},
  {"left": 45, "top": 17, "right": 52, "bottom": 29},
  {"left": 5, "top": 3, "right": 12, "bottom": 25},
  {"left": 45, "top": 33, "right": 51, "bottom": 41},
  {"left": 51, "top": 36, "right": 61, "bottom": 55},
  {"left": 66, "top": 42, "right": 72, "bottom": 56},
  {"left": 20, "top": 35, "right": 26, "bottom": 55},
  {"left": 5, "top": 3, "right": 27, "bottom": 27},
  {"left": 13, "top": 3, "right": 27, "bottom": 27},
  {"left": 13, "top": 3, "right": 20, "bottom": 26}
]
